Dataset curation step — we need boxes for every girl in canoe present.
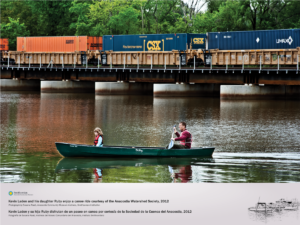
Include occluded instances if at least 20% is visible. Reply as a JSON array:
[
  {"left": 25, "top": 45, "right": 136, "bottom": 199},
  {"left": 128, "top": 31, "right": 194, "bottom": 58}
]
[{"left": 94, "top": 127, "right": 103, "bottom": 147}]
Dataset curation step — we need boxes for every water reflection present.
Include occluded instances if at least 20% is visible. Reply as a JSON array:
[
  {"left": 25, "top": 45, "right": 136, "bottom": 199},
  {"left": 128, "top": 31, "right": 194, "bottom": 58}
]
[
  {"left": 51, "top": 153, "right": 300, "bottom": 183},
  {"left": 1, "top": 92, "right": 299, "bottom": 154},
  {"left": 220, "top": 100, "right": 300, "bottom": 152},
  {"left": 168, "top": 165, "right": 192, "bottom": 183},
  {"left": 1, "top": 151, "right": 299, "bottom": 183},
  {"left": 55, "top": 157, "right": 213, "bottom": 183},
  {"left": 55, "top": 157, "right": 212, "bottom": 171},
  {"left": 93, "top": 168, "right": 103, "bottom": 183},
  {"left": 1, "top": 92, "right": 300, "bottom": 183}
]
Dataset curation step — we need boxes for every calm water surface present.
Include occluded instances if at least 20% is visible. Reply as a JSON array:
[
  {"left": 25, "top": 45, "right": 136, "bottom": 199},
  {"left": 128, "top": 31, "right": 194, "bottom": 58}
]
[{"left": 1, "top": 92, "right": 299, "bottom": 183}]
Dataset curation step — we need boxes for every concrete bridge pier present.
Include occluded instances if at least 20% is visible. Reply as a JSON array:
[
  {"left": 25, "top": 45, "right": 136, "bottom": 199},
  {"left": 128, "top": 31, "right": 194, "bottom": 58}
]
[
  {"left": 95, "top": 82, "right": 153, "bottom": 95},
  {"left": 153, "top": 83, "right": 220, "bottom": 97},
  {"left": 220, "top": 85, "right": 300, "bottom": 99},
  {"left": 41, "top": 81, "right": 95, "bottom": 93},
  {"left": 0, "top": 79, "right": 40, "bottom": 91}
]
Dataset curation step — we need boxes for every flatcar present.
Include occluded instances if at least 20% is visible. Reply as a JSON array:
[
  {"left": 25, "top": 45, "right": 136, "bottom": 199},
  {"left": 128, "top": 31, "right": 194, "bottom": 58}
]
[{"left": 1, "top": 29, "right": 300, "bottom": 68}]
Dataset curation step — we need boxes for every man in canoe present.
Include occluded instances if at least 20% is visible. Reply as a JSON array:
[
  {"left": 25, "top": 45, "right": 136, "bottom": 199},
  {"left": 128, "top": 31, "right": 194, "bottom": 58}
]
[
  {"left": 94, "top": 127, "right": 103, "bottom": 147},
  {"left": 171, "top": 122, "right": 192, "bottom": 149}
]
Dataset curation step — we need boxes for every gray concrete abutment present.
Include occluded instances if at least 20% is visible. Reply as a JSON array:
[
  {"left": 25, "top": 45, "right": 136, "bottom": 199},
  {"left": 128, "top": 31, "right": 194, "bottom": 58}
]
[
  {"left": 0, "top": 79, "right": 40, "bottom": 91},
  {"left": 220, "top": 85, "right": 300, "bottom": 99},
  {"left": 95, "top": 82, "right": 153, "bottom": 95},
  {"left": 40, "top": 81, "right": 95, "bottom": 93},
  {"left": 153, "top": 84, "right": 220, "bottom": 97}
]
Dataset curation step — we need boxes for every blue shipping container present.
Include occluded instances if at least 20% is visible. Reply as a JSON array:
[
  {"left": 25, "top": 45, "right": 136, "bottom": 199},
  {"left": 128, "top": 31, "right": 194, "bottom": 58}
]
[
  {"left": 103, "top": 33, "right": 206, "bottom": 52},
  {"left": 208, "top": 29, "right": 300, "bottom": 50}
]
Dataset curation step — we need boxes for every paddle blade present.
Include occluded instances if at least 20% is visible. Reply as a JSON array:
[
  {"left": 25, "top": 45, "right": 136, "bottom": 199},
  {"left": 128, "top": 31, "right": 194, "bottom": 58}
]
[{"left": 168, "top": 139, "right": 174, "bottom": 149}]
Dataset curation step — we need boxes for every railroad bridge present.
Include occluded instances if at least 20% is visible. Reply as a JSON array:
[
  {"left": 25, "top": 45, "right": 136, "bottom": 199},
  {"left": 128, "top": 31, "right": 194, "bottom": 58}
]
[{"left": 1, "top": 64, "right": 300, "bottom": 99}]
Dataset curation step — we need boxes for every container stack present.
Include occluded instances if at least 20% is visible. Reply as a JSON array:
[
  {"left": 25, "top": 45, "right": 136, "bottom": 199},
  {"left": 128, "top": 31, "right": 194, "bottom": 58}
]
[
  {"left": 17, "top": 36, "right": 103, "bottom": 52},
  {"left": 207, "top": 29, "right": 300, "bottom": 50},
  {"left": 103, "top": 33, "right": 206, "bottom": 52}
]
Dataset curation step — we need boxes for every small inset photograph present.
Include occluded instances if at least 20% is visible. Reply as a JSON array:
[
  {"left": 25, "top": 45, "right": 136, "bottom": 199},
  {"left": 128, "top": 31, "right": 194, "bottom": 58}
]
[{"left": 248, "top": 198, "right": 299, "bottom": 223}]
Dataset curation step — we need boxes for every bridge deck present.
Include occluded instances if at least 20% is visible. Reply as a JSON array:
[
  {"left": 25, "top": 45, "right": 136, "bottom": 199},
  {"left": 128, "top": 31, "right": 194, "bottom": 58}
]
[{"left": 1, "top": 65, "right": 300, "bottom": 85}]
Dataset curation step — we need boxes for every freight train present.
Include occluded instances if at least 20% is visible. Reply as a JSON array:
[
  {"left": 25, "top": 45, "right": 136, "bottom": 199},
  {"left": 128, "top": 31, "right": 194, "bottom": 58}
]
[{"left": 1, "top": 29, "right": 300, "bottom": 67}]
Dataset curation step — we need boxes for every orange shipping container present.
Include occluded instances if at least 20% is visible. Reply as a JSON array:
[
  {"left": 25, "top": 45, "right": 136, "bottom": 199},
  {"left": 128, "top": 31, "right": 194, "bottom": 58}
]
[
  {"left": 0, "top": 38, "right": 9, "bottom": 51},
  {"left": 17, "top": 36, "right": 102, "bottom": 52},
  {"left": 88, "top": 36, "right": 103, "bottom": 51}
]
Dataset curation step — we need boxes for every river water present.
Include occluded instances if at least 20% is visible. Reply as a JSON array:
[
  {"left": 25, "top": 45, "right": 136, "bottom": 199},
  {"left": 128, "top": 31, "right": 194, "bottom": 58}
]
[{"left": 1, "top": 92, "right": 299, "bottom": 183}]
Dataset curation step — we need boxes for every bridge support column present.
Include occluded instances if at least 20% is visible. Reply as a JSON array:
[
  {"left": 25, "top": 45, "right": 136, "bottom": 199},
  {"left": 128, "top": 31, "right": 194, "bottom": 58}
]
[
  {"left": 220, "top": 85, "right": 300, "bottom": 99},
  {"left": 95, "top": 82, "right": 153, "bottom": 95},
  {"left": 0, "top": 79, "right": 40, "bottom": 91},
  {"left": 41, "top": 81, "right": 95, "bottom": 93},
  {"left": 153, "top": 83, "right": 220, "bottom": 97}
]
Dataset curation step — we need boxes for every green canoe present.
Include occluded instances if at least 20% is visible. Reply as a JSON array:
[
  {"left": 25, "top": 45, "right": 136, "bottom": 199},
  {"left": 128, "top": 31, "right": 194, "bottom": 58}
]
[{"left": 55, "top": 142, "right": 215, "bottom": 158}]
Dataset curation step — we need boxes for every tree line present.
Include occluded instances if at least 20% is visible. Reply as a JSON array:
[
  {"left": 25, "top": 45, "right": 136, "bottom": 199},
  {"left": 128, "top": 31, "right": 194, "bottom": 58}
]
[{"left": 1, "top": 0, "right": 300, "bottom": 50}]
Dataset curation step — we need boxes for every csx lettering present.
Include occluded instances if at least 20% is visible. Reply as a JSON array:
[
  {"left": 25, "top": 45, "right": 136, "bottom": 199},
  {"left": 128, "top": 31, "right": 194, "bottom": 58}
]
[
  {"left": 147, "top": 41, "right": 161, "bottom": 51},
  {"left": 193, "top": 38, "right": 204, "bottom": 44}
]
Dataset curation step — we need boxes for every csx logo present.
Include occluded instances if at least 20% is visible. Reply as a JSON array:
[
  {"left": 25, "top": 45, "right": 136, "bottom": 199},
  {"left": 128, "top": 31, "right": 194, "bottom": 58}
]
[
  {"left": 147, "top": 41, "right": 161, "bottom": 51},
  {"left": 193, "top": 38, "right": 204, "bottom": 44}
]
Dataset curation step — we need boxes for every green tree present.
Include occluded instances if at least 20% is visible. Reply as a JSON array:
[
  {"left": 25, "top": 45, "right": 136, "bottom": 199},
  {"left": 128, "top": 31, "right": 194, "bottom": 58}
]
[
  {"left": 206, "top": 0, "right": 222, "bottom": 13},
  {"left": 294, "top": 19, "right": 300, "bottom": 29},
  {"left": 242, "top": 0, "right": 300, "bottom": 30},
  {"left": 69, "top": 0, "right": 92, "bottom": 35},
  {"left": 1, "top": 0, "right": 75, "bottom": 37},
  {"left": 168, "top": 18, "right": 191, "bottom": 33},
  {"left": 144, "top": 0, "right": 179, "bottom": 34},
  {"left": 1, "top": 0, "right": 299, "bottom": 42},
  {"left": 273, "top": 0, "right": 300, "bottom": 29},
  {"left": 108, "top": 7, "right": 140, "bottom": 34},
  {"left": 1, "top": 1, "right": 37, "bottom": 36},
  {"left": 215, "top": 0, "right": 248, "bottom": 31},
  {"left": 1, "top": 17, "right": 30, "bottom": 50},
  {"left": 193, "top": 10, "right": 217, "bottom": 33},
  {"left": 28, "top": 0, "right": 75, "bottom": 36},
  {"left": 193, "top": 0, "right": 247, "bottom": 32}
]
